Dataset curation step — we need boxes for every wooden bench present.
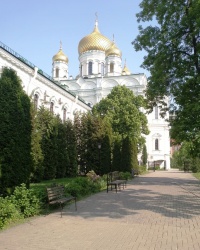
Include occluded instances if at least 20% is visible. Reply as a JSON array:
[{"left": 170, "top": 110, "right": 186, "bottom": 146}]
[
  {"left": 46, "top": 185, "right": 77, "bottom": 217},
  {"left": 107, "top": 171, "right": 127, "bottom": 193}
]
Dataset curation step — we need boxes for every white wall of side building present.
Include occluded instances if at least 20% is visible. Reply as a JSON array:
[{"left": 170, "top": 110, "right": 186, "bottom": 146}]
[{"left": 0, "top": 45, "right": 91, "bottom": 121}]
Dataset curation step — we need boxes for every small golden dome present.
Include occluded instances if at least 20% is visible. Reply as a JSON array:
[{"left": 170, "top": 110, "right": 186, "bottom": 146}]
[
  {"left": 53, "top": 44, "right": 68, "bottom": 63},
  {"left": 105, "top": 42, "right": 122, "bottom": 58},
  {"left": 122, "top": 61, "right": 131, "bottom": 75},
  {"left": 78, "top": 21, "right": 112, "bottom": 55}
]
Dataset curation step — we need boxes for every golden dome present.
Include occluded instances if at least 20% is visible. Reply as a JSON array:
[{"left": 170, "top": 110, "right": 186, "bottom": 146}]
[
  {"left": 122, "top": 61, "right": 131, "bottom": 75},
  {"left": 105, "top": 42, "right": 122, "bottom": 58},
  {"left": 78, "top": 21, "right": 112, "bottom": 55},
  {"left": 53, "top": 45, "right": 68, "bottom": 63}
]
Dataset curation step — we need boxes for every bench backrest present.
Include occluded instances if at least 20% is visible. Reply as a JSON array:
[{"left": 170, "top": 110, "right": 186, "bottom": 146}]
[
  {"left": 107, "top": 171, "right": 120, "bottom": 182},
  {"left": 47, "top": 185, "right": 65, "bottom": 203}
]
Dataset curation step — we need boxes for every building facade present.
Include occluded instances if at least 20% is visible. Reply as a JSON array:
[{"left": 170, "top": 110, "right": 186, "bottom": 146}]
[
  {"left": 0, "top": 18, "right": 171, "bottom": 169},
  {"left": 0, "top": 42, "right": 91, "bottom": 121},
  {"left": 51, "top": 19, "right": 171, "bottom": 169}
]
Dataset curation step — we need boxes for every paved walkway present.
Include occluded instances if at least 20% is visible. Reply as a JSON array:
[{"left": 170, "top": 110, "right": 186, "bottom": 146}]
[{"left": 1, "top": 169, "right": 200, "bottom": 250}]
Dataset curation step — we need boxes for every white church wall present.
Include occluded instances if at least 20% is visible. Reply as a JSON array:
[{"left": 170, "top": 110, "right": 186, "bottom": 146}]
[{"left": 0, "top": 47, "right": 90, "bottom": 121}]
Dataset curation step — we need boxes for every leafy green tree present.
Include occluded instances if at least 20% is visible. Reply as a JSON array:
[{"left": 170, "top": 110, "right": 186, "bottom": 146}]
[
  {"left": 132, "top": 0, "right": 200, "bottom": 154},
  {"left": 92, "top": 85, "right": 149, "bottom": 144},
  {"left": 0, "top": 68, "right": 32, "bottom": 195}
]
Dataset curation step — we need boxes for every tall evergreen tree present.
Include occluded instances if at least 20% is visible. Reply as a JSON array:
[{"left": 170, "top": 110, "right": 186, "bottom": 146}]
[
  {"left": 121, "top": 137, "right": 138, "bottom": 172},
  {"left": 55, "top": 116, "right": 69, "bottom": 178},
  {"left": 112, "top": 139, "right": 122, "bottom": 172},
  {"left": 30, "top": 104, "right": 44, "bottom": 182},
  {"left": 37, "top": 107, "right": 56, "bottom": 180},
  {"left": 0, "top": 68, "right": 32, "bottom": 195},
  {"left": 141, "top": 144, "right": 148, "bottom": 166},
  {"left": 99, "top": 134, "right": 112, "bottom": 175},
  {"left": 65, "top": 119, "right": 78, "bottom": 177}
]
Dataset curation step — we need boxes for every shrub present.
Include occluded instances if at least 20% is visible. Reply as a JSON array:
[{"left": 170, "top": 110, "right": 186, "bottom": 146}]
[
  {"left": 65, "top": 176, "right": 104, "bottom": 198},
  {"left": 10, "top": 184, "right": 40, "bottom": 218},
  {"left": 86, "top": 170, "right": 100, "bottom": 182},
  {"left": 0, "top": 197, "right": 22, "bottom": 229},
  {"left": 65, "top": 177, "right": 90, "bottom": 198},
  {"left": 119, "top": 171, "right": 132, "bottom": 180},
  {"left": 138, "top": 165, "right": 147, "bottom": 174}
]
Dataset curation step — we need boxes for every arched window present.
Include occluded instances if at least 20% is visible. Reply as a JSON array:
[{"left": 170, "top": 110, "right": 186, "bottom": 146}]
[
  {"left": 56, "top": 68, "right": 59, "bottom": 77},
  {"left": 155, "top": 139, "right": 159, "bottom": 150},
  {"left": 63, "top": 108, "right": 66, "bottom": 122},
  {"left": 155, "top": 106, "right": 158, "bottom": 119},
  {"left": 50, "top": 102, "right": 54, "bottom": 113},
  {"left": 88, "top": 61, "right": 93, "bottom": 75},
  {"left": 101, "top": 63, "right": 104, "bottom": 76},
  {"left": 110, "top": 62, "right": 114, "bottom": 73},
  {"left": 34, "top": 94, "right": 39, "bottom": 110}
]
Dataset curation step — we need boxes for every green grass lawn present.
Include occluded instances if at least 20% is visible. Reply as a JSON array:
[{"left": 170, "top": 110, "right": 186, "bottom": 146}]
[
  {"left": 193, "top": 173, "right": 200, "bottom": 180},
  {"left": 30, "top": 177, "right": 76, "bottom": 194}
]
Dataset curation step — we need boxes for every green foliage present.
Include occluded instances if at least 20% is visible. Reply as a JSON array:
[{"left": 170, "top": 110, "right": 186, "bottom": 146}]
[
  {"left": 171, "top": 141, "right": 200, "bottom": 173},
  {"left": 92, "top": 85, "right": 149, "bottom": 142},
  {"left": 30, "top": 104, "right": 44, "bottom": 182},
  {"left": 10, "top": 184, "right": 40, "bottom": 218},
  {"left": 121, "top": 137, "right": 138, "bottom": 172},
  {"left": 138, "top": 165, "right": 147, "bottom": 174},
  {"left": 0, "top": 197, "right": 22, "bottom": 229},
  {"left": 37, "top": 108, "right": 58, "bottom": 180},
  {"left": 74, "top": 112, "right": 112, "bottom": 175},
  {"left": 141, "top": 144, "right": 148, "bottom": 165},
  {"left": 65, "top": 177, "right": 104, "bottom": 198},
  {"left": 86, "top": 170, "right": 100, "bottom": 182},
  {"left": 119, "top": 171, "right": 132, "bottom": 180},
  {"left": 0, "top": 183, "right": 40, "bottom": 229},
  {"left": 100, "top": 134, "right": 112, "bottom": 175},
  {"left": 112, "top": 140, "right": 122, "bottom": 171},
  {"left": 55, "top": 117, "right": 69, "bottom": 178},
  {"left": 0, "top": 68, "right": 32, "bottom": 195},
  {"left": 65, "top": 119, "right": 77, "bottom": 177},
  {"left": 133, "top": 0, "right": 200, "bottom": 155}
]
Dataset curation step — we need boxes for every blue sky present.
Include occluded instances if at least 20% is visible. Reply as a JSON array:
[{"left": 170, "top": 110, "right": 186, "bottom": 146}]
[{"left": 1, "top": 0, "right": 150, "bottom": 78}]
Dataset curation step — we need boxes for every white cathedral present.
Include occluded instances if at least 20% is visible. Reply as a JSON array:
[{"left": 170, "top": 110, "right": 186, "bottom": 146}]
[{"left": 0, "top": 18, "right": 171, "bottom": 169}]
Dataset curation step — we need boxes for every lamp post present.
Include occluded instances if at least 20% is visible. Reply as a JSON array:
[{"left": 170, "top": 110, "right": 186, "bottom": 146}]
[{"left": 98, "top": 143, "right": 101, "bottom": 173}]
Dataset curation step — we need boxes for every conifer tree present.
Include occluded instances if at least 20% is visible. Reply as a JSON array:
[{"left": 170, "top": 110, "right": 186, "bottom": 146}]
[
  {"left": 0, "top": 68, "right": 32, "bottom": 194},
  {"left": 141, "top": 144, "right": 147, "bottom": 166},
  {"left": 112, "top": 139, "right": 122, "bottom": 172},
  {"left": 55, "top": 116, "right": 69, "bottom": 178},
  {"left": 65, "top": 119, "right": 77, "bottom": 176},
  {"left": 121, "top": 136, "right": 138, "bottom": 172},
  {"left": 37, "top": 107, "right": 56, "bottom": 180}
]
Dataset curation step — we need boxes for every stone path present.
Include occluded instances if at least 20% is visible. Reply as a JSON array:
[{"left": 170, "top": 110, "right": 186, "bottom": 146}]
[{"left": 1, "top": 169, "right": 200, "bottom": 250}]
